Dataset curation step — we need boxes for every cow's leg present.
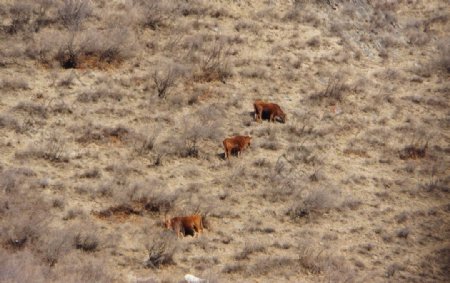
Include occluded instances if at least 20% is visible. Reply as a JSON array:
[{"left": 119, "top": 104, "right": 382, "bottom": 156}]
[
  {"left": 193, "top": 225, "right": 200, "bottom": 238},
  {"left": 270, "top": 113, "right": 275, "bottom": 122},
  {"left": 255, "top": 107, "right": 261, "bottom": 122}
]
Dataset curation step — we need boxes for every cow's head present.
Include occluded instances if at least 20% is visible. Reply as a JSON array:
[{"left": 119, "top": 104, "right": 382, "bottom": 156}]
[
  {"left": 246, "top": 136, "right": 252, "bottom": 147},
  {"left": 164, "top": 218, "right": 172, "bottom": 229},
  {"left": 278, "top": 111, "right": 286, "bottom": 123}
]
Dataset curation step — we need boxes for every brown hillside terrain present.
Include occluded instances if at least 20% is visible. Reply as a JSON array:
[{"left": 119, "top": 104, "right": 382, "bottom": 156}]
[{"left": 0, "top": 0, "right": 449, "bottom": 282}]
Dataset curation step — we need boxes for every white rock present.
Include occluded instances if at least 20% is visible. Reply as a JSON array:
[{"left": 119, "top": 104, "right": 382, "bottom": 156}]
[{"left": 184, "top": 274, "right": 206, "bottom": 283}]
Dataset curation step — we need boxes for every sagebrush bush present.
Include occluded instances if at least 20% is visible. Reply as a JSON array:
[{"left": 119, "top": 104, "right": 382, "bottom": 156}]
[
  {"left": 132, "top": 0, "right": 175, "bottom": 29},
  {"left": 37, "top": 228, "right": 74, "bottom": 266},
  {"left": 152, "top": 62, "right": 184, "bottom": 99},
  {"left": 288, "top": 187, "right": 339, "bottom": 219},
  {"left": 51, "top": 251, "right": 114, "bottom": 282},
  {"left": 13, "top": 102, "right": 47, "bottom": 119},
  {"left": 310, "top": 74, "right": 348, "bottom": 104},
  {"left": 145, "top": 231, "right": 177, "bottom": 268},
  {"left": 31, "top": 25, "right": 133, "bottom": 68},
  {"left": 58, "top": 0, "right": 92, "bottom": 31},
  {"left": 77, "top": 86, "right": 124, "bottom": 103},
  {"left": 0, "top": 249, "right": 46, "bottom": 283},
  {"left": 0, "top": 76, "right": 30, "bottom": 90},
  {"left": 1, "top": 193, "right": 48, "bottom": 250},
  {"left": 6, "top": 2, "right": 33, "bottom": 34},
  {"left": 194, "top": 38, "right": 233, "bottom": 83},
  {"left": 435, "top": 39, "right": 450, "bottom": 73},
  {"left": 16, "top": 133, "right": 68, "bottom": 163},
  {"left": 235, "top": 243, "right": 266, "bottom": 260}
]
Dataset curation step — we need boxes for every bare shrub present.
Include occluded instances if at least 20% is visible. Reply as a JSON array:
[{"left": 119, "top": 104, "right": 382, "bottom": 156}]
[
  {"left": 0, "top": 168, "right": 35, "bottom": 193},
  {"left": 111, "top": 179, "right": 176, "bottom": 214},
  {"left": 283, "top": 6, "right": 321, "bottom": 27},
  {"left": 260, "top": 140, "right": 281, "bottom": 151},
  {"left": 222, "top": 263, "right": 245, "bottom": 274},
  {"left": 56, "top": 71, "right": 77, "bottom": 87},
  {"left": 63, "top": 208, "right": 85, "bottom": 221},
  {"left": 79, "top": 27, "right": 134, "bottom": 65},
  {"left": 297, "top": 241, "right": 353, "bottom": 280},
  {"left": 79, "top": 168, "right": 101, "bottom": 179},
  {"left": 0, "top": 76, "right": 30, "bottom": 90},
  {"left": 399, "top": 140, "right": 428, "bottom": 160},
  {"left": 235, "top": 243, "right": 266, "bottom": 260},
  {"left": 239, "top": 66, "right": 268, "bottom": 79},
  {"left": 406, "top": 29, "right": 430, "bottom": 46},
  {"left": 16, "top": 132, "right": 68, "bottom": 163},
  {"left": 77, "top": 86, "right": 124, "bottom": 103},
  {"left": 380, "top": 34, "right": 403, "bottom": 49},
  {"left": 1, "top": 192, "right": 48, "bottom": 250},
  {"left": 0, "top": 115, "right": 21, "bottom": 133},
  {"left": 58, "top": 0, "right": 91, "bottom": 31},
  {"left": 178, "top": 0, "right": 209, "bottom": 16},
  {"left": 341, "top": 196, "right": 362, "bottom": 210},
  {"left": 13, "top": 101, "right": 47, "bottom": 119},
  {"left": 246, "top": 256, "right": 296, "bottom": 276},
  {"left": 386, "top": 263, "right": 405, "bottom": 278},
  {"left": 37, "top": 228, "right": 74, "bottom": 266},
  {"left": 288, "top": 187, "right": 339, "bottom": 219},
  {"left": 160, "top": 109, "right": 224, "bottom": 158},
  {"left": 132, "top": 0, "right": 175, "bottom": 29},
  {"left": 152, "top": 63, "right": 183, "bottom": 99},
  {"left": 29, "top": 24, "right": 133, "bottom": 69},
  {"left": 0, "top": 250, "right": 46, "bottom": 283},
  {"left": 51, "top": 251, "right": 114, "bottom": 283},
  {"left": 307, "top": 36, "right": 321, "bottom": 48},
  {"left": 132, "top": 127, "right": 161, "bottom": 156},
  {"left": 52, "top": 197, "right": 65, "bottom": 209},
  {"left": 145, "top": 231, "right": 177, "bottom": 268},
  {"left": 234, "top": 20, "right": 257, "bottom": 32},
  {"left": 434, "top": 39, "right": 450, "bottom": 74},
  {"left": 51, "top": 100, "right": 73, "bottom": 115},
  {"left": 6, "top": 2, "right": 33, "bottom": 34},
  {"left": 194, "top": 38, "right": 232, "bottom": 83},
  {"left": 75, "top": 124, "right": 134, "bottom": 145},
  {"left": 75, "top": 231, "right": 99, "bottom": 252},
  {"left": 310, "top": 74, "right": 348, "bottom": 104},
  {"left": 420, "top": 177, "right": 449, "bottom": 194},
  {"left": 396, "top": 227, "right": 410, "bottom": 239},
  {"left": 55, "top": 31, "right": 79, "bottom": 68}
]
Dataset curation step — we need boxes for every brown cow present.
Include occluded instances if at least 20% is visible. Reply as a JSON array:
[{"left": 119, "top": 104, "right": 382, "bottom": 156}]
[
  {"left": 223, "top": 135, "right": 252, "bottom": 159},
  {"left": 254, "top": 100, "right": 286, "bottom": 123},
  {"left": 165, "top": 214, "right": 204, "bottom": 238}
]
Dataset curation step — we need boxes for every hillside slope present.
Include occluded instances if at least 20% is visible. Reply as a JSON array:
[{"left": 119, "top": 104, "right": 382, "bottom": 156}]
[{"left": 0, "top": 0, "right": 449, "bottom": 282}]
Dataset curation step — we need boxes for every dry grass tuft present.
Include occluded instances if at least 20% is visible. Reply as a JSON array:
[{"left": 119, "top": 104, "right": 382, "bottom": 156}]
[{"left": 399, "top": 141, "right": 428, "bottom": 160}]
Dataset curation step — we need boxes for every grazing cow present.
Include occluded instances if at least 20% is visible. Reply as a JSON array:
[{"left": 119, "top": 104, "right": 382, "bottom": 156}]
[
  {"left": 223, "top": 135, "right": 252, "bottom": 159},
  {"left": 165, "top": 214, "right": 204, "bottom": 238},
  {"left": 254, "top": 100, "right": 286, "bottom": 123}
]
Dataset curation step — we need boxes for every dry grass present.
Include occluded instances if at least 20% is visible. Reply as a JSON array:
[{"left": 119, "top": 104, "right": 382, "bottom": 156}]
[{"left": 0, "top": 0, "right": 448, "bottom": 282}]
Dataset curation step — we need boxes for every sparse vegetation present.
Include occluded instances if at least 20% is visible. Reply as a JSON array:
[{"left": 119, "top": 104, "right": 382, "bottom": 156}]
[{"left": 0, "top": 0, "right": 448, "bottom": 282}]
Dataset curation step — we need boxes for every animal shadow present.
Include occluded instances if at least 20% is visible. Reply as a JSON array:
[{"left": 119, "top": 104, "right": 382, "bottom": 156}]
[
  {"left": 217, "top": 149, "right": 240, "bottom": 160},
  {"left": 250, "top": 110, "right": 272, "bottom": 121}
]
